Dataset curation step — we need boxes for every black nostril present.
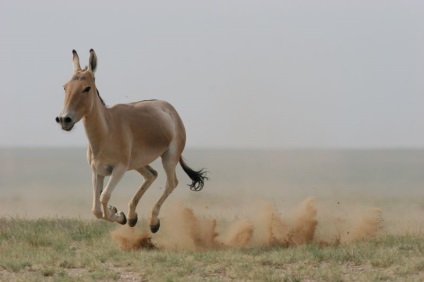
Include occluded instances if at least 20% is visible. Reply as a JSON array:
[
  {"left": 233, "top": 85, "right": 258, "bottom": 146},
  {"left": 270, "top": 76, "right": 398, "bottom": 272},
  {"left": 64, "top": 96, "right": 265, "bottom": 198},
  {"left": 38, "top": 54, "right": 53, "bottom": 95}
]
[
  {"left": 64, "top": 117, "right": 72, "bottom": 124},
  {"left": 55, "top": 117, "right": 61, "bottom": 123}
]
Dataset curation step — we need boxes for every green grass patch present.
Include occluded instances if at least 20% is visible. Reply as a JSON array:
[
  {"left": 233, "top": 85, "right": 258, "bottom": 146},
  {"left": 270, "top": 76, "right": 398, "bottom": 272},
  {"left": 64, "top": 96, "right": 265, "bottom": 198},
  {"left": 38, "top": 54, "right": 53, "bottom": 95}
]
[{"left": 0, "top": 218, "right": 423, "bottom": 281}]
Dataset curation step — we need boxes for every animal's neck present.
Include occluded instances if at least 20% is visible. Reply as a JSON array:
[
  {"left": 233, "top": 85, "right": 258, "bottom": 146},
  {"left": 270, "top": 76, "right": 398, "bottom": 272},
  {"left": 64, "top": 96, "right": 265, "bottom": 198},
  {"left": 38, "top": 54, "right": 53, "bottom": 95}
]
[{"left": 83, "top": 96, "right": 109, "bottom": 154}]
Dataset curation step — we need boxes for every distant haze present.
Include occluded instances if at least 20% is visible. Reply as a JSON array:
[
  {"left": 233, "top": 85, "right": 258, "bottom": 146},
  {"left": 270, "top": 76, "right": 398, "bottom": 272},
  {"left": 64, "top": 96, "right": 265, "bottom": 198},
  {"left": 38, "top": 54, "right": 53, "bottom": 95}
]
[{"left": 1, "top": 0, "right": 423, "bottom": 148}]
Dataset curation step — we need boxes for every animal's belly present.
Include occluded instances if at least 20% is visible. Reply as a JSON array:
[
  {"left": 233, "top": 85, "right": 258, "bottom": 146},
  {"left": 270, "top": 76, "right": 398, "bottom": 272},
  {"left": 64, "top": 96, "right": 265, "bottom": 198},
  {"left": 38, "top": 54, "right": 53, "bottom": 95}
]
[
  {"left": 127, "top": 151, "right": 163, "bottom": 170},
  {"left": 87, "top": 143, "right": 168, "bottom": 174}
]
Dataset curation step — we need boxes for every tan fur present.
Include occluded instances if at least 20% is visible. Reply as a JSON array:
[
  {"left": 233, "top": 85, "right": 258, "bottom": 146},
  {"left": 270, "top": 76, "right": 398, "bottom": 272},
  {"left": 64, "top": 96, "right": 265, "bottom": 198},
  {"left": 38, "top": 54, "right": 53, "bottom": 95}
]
[{"left": 56, "top": 49, "right": 192, "bottom": 229}]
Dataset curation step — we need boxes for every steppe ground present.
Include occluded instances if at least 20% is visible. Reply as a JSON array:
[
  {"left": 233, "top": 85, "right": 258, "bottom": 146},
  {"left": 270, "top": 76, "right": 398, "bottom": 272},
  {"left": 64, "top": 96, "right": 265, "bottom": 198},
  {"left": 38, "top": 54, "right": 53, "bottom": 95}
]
[{"left": 0, "top": 148, "right": 423, "bottom": 281}]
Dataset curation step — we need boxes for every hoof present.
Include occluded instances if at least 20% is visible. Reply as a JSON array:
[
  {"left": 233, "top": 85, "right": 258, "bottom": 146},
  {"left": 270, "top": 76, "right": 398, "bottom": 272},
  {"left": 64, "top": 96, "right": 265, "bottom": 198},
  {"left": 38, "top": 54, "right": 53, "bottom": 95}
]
[
  {"left": 128, "top": 214, "right": 138, "bottom": 227},
  {"left": 108, "top": 205, "right": 118, "bottom": 214},
  {"left": 150, "top": 219, "right": 160, "bottom": 233},
  {"left": 118, "top": 212, "right": 127, "bottom": 225}
]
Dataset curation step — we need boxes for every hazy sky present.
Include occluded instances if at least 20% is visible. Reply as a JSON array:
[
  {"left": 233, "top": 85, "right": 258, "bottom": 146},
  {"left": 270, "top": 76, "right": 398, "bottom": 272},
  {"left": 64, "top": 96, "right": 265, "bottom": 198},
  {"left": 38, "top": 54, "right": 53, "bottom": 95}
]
[{"left": 1, "top": 1, "right": 423, "bottom": 148}]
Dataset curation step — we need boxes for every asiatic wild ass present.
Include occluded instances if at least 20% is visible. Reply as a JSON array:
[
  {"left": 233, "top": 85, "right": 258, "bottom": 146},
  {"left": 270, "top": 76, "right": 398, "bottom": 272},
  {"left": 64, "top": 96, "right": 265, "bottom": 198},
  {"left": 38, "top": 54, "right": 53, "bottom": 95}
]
[{"left": 56, "top": 49, "right": 207, "bottom": 233}]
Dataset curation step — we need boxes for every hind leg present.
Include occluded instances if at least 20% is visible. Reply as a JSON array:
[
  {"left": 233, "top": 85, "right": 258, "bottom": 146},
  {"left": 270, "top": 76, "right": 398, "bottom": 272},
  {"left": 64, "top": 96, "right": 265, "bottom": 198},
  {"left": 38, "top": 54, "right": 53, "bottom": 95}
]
[
  {"left": 149, "top": 155, "right": 179, "bottom": 233},
  {"left": 127, "top": 166, "right": 158, "bottom": 227}
]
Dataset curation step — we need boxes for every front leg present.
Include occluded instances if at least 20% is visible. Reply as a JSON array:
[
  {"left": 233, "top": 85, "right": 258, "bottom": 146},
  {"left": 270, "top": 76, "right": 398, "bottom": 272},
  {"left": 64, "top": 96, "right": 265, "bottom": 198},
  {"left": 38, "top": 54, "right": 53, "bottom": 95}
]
[
  {"left": 92, "top": 172, "right": 104, "bottom": 219},
  {"left": 99, "top": 164, "right": 128, "bottom": 224}
]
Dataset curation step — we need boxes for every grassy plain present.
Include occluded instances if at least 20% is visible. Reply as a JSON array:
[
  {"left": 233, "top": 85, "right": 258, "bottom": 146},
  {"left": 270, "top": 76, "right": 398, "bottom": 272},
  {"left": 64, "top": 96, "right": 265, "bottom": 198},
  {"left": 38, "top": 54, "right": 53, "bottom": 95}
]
[
  {"left": 1, "top": 149, "right": 423, "bottom": 281},
  {"left": 0, "top": 218, "right": 423, "bottom": 282}
]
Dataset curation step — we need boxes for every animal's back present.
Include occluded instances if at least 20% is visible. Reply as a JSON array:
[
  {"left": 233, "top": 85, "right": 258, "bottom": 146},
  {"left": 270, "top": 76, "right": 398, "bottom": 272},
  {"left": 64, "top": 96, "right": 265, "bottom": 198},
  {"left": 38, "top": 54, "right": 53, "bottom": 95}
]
[
  {"left": 127, "top": 99, "right": 185, "bottom": 135},
  {"left": 109, "top": 99, "right": 186, "bottom": 167}
]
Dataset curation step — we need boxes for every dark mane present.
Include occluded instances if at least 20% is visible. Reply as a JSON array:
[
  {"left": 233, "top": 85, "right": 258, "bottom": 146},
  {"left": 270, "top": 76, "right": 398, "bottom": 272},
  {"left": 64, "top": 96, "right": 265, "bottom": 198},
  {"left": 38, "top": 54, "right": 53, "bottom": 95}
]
[{"left": 96, "top": 89, "right": 106, "bottom": 106}]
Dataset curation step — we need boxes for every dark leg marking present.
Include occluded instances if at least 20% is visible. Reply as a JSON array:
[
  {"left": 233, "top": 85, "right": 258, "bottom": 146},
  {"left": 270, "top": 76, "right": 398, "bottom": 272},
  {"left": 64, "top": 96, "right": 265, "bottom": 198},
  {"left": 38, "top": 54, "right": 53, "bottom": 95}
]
[{"left": 108, "top": 205, "right": 118, "bottom": 214}]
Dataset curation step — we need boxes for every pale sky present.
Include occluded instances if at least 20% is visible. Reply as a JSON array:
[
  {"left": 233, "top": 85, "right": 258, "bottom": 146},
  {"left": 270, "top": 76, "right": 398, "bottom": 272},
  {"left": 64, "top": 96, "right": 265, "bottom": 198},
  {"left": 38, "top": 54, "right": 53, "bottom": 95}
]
[{"left": 1, "top": 0, "right": 423, "bottom": 148}]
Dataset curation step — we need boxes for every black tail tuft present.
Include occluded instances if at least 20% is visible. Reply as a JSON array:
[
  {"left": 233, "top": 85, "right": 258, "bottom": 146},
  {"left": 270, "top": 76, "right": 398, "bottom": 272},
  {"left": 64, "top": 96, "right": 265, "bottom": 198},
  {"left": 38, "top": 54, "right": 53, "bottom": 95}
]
[{"left": 179, "top": 157, "right": 208, "bottom": 191}]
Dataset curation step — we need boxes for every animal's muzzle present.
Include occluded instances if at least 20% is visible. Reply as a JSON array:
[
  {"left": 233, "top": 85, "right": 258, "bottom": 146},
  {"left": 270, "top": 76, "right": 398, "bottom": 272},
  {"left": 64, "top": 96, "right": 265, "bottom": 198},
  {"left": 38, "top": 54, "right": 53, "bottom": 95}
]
[{"left": 55, "top": 116, "right": 74, "bottom": 131}]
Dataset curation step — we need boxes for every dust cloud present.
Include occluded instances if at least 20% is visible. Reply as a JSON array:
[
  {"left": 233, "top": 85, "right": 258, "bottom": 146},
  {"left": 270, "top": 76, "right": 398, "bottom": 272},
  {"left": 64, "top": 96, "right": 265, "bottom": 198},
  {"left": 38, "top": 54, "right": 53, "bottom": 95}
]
[
  {"left": 343, "top": 208, "right": 383, "bottom": 243},
  {"left": 111, "top": 197, "right": 384, "bottom": 251},
  {"left": 111, "top": 226, "right": 156, "bottom": 250}
]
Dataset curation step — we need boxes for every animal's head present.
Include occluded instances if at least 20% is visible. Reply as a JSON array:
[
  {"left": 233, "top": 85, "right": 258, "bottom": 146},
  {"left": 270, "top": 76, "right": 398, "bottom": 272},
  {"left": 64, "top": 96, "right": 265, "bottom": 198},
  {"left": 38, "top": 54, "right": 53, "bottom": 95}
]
[{"left": 55, "top": 49, "right": 98, "bottom": 131}]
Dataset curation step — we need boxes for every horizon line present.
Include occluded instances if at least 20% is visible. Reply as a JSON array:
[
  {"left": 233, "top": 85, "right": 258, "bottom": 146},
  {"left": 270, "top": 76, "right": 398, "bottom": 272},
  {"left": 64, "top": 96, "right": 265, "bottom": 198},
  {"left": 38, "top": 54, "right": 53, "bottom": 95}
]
[{"left": 1, "top": 145, "right": 423, "bottom": 151}]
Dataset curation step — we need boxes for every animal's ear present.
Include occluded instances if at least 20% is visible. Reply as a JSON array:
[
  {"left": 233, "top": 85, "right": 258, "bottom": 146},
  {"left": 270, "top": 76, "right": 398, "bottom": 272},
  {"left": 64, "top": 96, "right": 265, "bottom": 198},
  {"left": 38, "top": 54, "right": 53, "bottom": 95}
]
[
  {"left": 88, "top": 49, "right": 98, "bottom": 74},
  {"left": 72, "top": 50, "right": 81, "bottom": 73}
]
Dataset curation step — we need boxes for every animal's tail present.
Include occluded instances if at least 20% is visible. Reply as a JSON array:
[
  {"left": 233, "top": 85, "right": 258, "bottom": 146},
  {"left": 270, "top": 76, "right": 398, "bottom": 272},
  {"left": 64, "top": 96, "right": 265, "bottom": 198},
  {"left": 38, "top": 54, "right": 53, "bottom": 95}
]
[{"left": 179, "top": 157, "right": 208, "bottom": 191}]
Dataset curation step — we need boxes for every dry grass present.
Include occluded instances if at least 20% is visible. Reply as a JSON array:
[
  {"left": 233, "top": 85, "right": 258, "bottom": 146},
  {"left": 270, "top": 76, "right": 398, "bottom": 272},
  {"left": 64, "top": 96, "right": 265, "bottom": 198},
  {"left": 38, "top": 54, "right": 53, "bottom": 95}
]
[{"left": 0, "top": 218, "right": 423, "bottom": 281}]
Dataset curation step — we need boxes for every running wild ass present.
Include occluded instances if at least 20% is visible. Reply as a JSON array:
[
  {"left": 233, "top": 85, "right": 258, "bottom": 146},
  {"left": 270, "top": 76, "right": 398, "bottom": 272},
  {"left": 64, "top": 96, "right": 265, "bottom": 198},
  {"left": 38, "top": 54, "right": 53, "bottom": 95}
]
[{"left": 56, "top": 49, "right": 207, "bottom": 233}]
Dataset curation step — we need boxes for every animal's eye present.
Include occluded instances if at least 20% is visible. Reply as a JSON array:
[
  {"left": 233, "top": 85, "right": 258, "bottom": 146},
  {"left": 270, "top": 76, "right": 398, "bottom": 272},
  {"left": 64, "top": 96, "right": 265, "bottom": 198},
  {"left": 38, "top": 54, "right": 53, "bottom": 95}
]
[{"left": 83, "top": 86, "right": 91, "bottom": 93}]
